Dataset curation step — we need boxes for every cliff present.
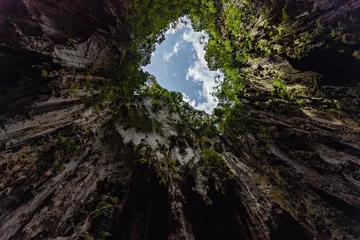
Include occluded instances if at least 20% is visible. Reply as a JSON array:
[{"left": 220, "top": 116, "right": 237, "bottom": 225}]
[{"left": 0, "top": 0, "right": 360, "bottom": 240}]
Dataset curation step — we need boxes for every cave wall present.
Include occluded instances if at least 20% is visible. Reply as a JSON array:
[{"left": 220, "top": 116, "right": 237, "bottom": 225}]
[{"left": 0, "top": 0, "right": 360, "bottom": 240}]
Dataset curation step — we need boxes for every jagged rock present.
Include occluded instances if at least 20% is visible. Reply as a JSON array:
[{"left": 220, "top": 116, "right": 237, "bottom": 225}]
[{"left": 0, "top": 0, "right": 360, "bottom": 240}]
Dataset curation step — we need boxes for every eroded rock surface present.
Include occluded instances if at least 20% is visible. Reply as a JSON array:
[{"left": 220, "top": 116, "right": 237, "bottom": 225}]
[{"left": 0, "top": 0, "right": 360, "bottom": 240}]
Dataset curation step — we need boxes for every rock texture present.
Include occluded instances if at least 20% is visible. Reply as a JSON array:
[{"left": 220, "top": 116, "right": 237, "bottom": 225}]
[{"left": 0, "top": 0, "right": 360, "bottom": 240}]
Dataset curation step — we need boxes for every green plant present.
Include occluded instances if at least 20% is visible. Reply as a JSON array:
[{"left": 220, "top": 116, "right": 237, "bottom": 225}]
[
  {"left": 59, "top": 164, "right": 65, "bottom": 172},
  {"left": 41, "top": 69, "right": 48, "bottom": 78},
  {"left": 273, "top": 78, "right": 290, "bottom": 100},
  {"left": 330, "top": 30, "right": 341, "bottom": 38},
  {"left": 281, "top": 2, "right": 290, "bottom": 24},
  {"left": 85, "top": 66, "right": 96, "bottom": 76},
  {"left": 202, "top": 148, "right": 225, "bottom": 167},
  {"left": 151, "top": 98, "right": 162, "bottom": 112},
  {"left": 156, "top": 154, "right": 179, "bottom": 185},
  {"left": 82, "top": 232, "right": 94, "bottom": 240},
  {"left": 53, "top": 160, "right": 65, "bottom": 172},
  {"left": 93, "top": 197, "right": 121, "bottom": 218},
  {"left": 139, "top": 152, "right": 147, "bottom": 164},
  {"left": 70, "top": 83, "right": 80, "bottom": 98},
  {"left": 273, "top": 78, "right": 285, "bottom": 89},
  {"left": 353, "top": 50, "right": 360, "bottom": 59},
  {"left": 315, "top": 21, "right": 322, "bottom": 34},
  {"left": 199, "top": 136, "right": 212, "bottom": 148},
  {"left": 57, "top": 134, "right": 82, "bottom": 158},
  {"left": 66, "top": 38, "right": 73, "bottom": 47},
  {"left": 93, "top": 105, "right": 100, "bottom": 114}
]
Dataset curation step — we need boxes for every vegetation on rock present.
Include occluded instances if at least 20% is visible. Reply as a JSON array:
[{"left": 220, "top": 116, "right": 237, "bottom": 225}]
[{"left": 1, "top": 0, "right": 360, "bottom": 239}]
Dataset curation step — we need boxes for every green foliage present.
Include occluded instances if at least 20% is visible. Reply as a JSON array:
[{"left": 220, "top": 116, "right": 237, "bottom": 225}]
[
  {"left": 288, "top": 34, "right": 312, "bottom": 59},
  {"left": 272, "top": 78, "right": 307, "bottom": 101},
  {"left": 41, "top": 69, "right": 48, "bottom": 78},
  {"left": 88, "top": 0, "right": 200, "bottom": 107},
  {"left": 58, "top": 134, "right": 82, "bottom": 157},
  {"left": 93, "top": 105, "right": 100, "bottom": 114},
  {"left": 315, "top": 20, "right": 322, "bottom": 34},
  {"left": 84, "top": 66, "right": 96, "bottom": 76},
  {"left": 81, "top": 232, "right": 94, "bottom": 240},
  {"left": 353, "top": 50, "right": 360, "bottom": 59},
  {"left": 202, "top": 148, "right": 236, "bottom": 184},
  {"left": 151, "top": 98, "right": 162, "bottom": 112},
  {"left": 66, "top": 38, "right": 73, "bottom": 47},
  {"left": 199, "top": 136, "right": 212, "bottom": 148},
  {"left": 281, "top": 2, "right": 290, "bottom": 24},
  {"left": 156, "top": 154, "right": 179, "bottom": 185},
  {"left": 54, "top": 160, "right": 65, "bottom": 172},
  {"left": 202, "top": 148, "right": 225, "bottom": 167},
  {"left": 187, "top": 0, "right": 313, "bottom": 115},
  {"left": 91, "top": 196, "right": 122, "bottom": 238},
  {"left": 70, "top": 83, "right": 80, "bottom": 98},
  {"left": 87, "top": 0, "right": 316, "bottom": 136},
  {"left": 139, "top": 152, "right": 147, "bottom": 164},
  {"left": 93, "top": 197, "right": 121, "bottom": 218},
  {"left": 330, "top": 30, "right": 341, "bottom": 38}
]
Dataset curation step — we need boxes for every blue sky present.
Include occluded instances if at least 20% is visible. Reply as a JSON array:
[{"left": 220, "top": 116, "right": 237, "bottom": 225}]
[{"left": 142, "top": 17, "right": 223, "bottom": 113}]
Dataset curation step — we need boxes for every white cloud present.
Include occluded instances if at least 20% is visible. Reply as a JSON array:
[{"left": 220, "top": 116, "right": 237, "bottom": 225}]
[
  {"left": 172, "top": 73, "right": 177, "bottom": 77},
  {"left": 182, "top": 93, "right": 196, "bottom": 108},
  {"left": 157, "top": 16, "right": 223, "bottom": 114},
  {"left": 166, "top": 17, "right": 191, "bottom": 35},
  {"left": 164, "top": 41, "right": 181, "bottom": 62},
  {"left": 182, "top": 22, "right": 224, "bottom": 114}
]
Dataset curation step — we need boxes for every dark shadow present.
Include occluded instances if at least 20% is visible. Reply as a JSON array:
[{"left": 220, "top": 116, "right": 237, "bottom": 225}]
[
  {"left": 183, "top": 177, "right": 252, "bottom": 240},
  {"left": 108, "top": 169, "right": 169, "bottom": 240},
  {"left": 287, "top": 43, "right": 360, "bottom": 86},
  {"left": 270, "top": 207, "right": 313, "bottom": 240}
]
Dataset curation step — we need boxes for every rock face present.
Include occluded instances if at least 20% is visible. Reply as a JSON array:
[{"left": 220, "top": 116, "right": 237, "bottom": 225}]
[{"left": 0, "top": 0, "right": 360, "bottom": 240}]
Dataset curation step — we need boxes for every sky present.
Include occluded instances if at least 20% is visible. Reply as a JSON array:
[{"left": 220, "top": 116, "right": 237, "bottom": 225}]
[{"left": 142, "top": 17, "right": 223, "bottom": 114}]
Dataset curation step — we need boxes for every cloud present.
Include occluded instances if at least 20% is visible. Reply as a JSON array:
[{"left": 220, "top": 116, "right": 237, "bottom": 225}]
[
  {"left": 172, "top": 73, "right": 177, "bottom": 77},
  {"left": 182, "top": 93, "right": 196, "bottom": 108},
  {"left": 182, "top": 22, "right": 223, "bottom": 114},
  {"left": 166, "top": 17, "right": 191, "bottom": 35},
  {"left": 164, "top": 41, "right": 181, "bottom": 62}
]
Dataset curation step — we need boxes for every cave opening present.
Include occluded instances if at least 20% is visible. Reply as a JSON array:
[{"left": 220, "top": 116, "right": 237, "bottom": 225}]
[{"left": 142, "top": 16, "right": 223, "bottom": 114}]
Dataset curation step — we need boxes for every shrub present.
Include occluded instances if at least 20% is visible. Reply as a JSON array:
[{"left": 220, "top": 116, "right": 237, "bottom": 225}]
[
  {"left": 151, "top": 98, "right": 162, "bottom": 112},
  {"left": 202, "top": 148, "right": 225, "bottom": 167}
]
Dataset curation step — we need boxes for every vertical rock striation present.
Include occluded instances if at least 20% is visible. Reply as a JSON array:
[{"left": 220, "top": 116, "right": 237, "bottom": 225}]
[{"left": 0, "top": 0, "right": 359, "bottom": 239}]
